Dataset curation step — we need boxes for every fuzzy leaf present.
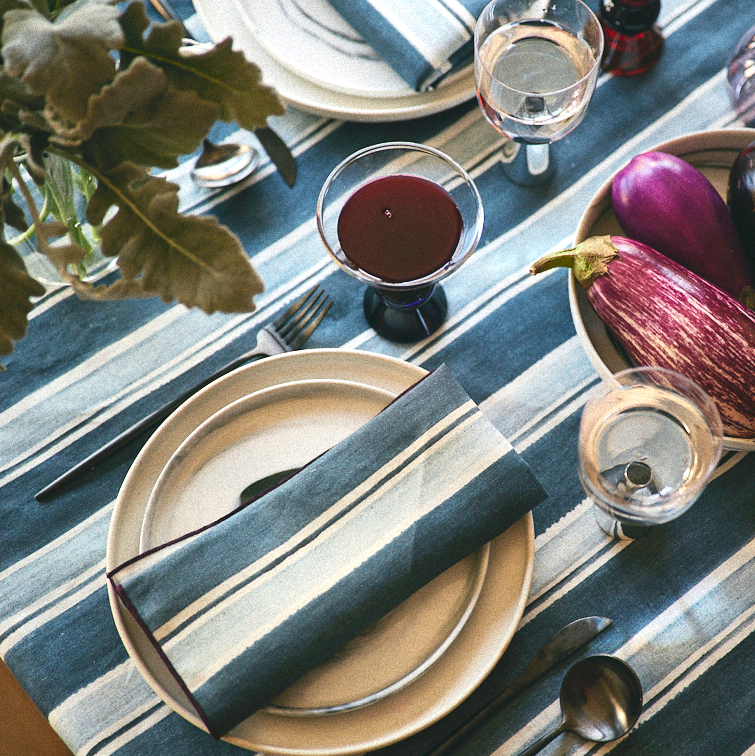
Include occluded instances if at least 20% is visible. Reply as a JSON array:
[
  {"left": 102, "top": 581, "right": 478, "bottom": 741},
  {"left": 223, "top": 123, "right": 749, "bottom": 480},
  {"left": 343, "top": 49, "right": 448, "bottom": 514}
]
[
  {"left": 85, "top": 162, "right": 262, "bottom": 313},
  {"left": 0, "top": 241, "right": 45, "bottom": 365},
  {"left": 1, "top": 0, "right": 123, "bottom": 122},
  {"left": 54, "top": 57, "right": 220, "bottom": 168},
  {"left": 119, "top": 2, "right": 284, "bottom": 131}
]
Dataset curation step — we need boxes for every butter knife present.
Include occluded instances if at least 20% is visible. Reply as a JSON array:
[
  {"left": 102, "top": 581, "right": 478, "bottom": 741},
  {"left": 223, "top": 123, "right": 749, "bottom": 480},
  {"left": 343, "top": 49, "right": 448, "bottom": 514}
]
[
  {"left": 254, "top": 125, "right": 297, "bottom": 188},
  {"left": 369, "top": 616, "right": 612, "bottom": 756}
]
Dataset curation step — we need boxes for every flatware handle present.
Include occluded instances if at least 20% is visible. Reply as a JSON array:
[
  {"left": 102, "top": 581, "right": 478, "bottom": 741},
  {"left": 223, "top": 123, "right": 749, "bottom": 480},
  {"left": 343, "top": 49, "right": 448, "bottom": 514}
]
[
  {"left": 424, "top": 654, "right": 548, "bottom": 756},
  {"left": 34, "top": 349, "right": 264, "bottom": 501},
  {"left": 516, "top": 722, "right": 566, "bottom": 756},
  {"left": 375, "top": 617, "right": 611, "bottom": 756}
]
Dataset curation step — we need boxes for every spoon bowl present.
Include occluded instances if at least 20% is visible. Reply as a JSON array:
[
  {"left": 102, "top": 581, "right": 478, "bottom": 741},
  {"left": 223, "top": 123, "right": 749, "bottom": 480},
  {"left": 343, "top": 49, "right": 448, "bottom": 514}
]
[
  {"left": 518, "top": 655, "right": 643, "bottom": 756},
  {"left": 190, "top": 139, "right": 260, "bottom": 188}
]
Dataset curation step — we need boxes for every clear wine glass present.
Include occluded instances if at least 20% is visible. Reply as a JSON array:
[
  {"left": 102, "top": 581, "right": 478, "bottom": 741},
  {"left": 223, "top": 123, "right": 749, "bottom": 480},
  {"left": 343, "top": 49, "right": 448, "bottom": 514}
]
[
  {"left": 474, "top": 0, "right": 604, "bottom": 185},
  {"left": 578, "top": 367, "right": 724, "bottom": 540},
  {"left": 727, "top": 23, "right": 755, "bottom": 126},
  {"left": 316, "top": 142, "right": 484, "bottom": 343}
]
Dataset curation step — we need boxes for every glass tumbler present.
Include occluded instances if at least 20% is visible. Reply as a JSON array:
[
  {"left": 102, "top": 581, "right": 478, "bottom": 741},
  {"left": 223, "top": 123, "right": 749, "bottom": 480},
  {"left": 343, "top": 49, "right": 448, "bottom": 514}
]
[{"left": 578, "top": 366, "right": 724, "bottom": 539}]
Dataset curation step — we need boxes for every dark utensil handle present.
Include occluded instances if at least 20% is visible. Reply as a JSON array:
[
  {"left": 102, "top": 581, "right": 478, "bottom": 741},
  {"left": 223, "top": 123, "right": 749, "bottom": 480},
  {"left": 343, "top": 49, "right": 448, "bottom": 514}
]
[{"left": 34, "top": 350, "right": 263, "bottom": 501}]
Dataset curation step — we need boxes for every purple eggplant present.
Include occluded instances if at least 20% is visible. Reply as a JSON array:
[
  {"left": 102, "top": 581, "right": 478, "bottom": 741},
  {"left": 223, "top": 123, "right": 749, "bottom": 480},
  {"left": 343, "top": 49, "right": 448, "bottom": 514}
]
[
  {"left": 530, "top": 235, "right": 755, "bottom": 438},
  {"left": 727, "top": 140, "right": 755, "bottom": 263},
  {"left": 612, "top": 150, "right": 755, "bottom": 307}
]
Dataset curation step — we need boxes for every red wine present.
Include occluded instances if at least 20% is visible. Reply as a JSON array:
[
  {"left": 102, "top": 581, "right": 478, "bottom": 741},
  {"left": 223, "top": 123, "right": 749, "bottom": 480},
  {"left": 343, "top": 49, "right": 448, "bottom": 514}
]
[{"left": 336, "top": 174, "right": 463, "bottom": 283}]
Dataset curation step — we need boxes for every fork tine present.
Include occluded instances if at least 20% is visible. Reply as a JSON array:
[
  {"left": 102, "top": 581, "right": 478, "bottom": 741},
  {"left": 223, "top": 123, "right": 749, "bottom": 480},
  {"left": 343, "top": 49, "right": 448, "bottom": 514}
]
[
  {"left": 288, "top": 298, "right": 332, "bottom": 350},
  {"left": 272, "top": 285, "right": 319, "bottom": 330},
  {"left": 278, "top": 290, "right": 327, "bottom": 339}
]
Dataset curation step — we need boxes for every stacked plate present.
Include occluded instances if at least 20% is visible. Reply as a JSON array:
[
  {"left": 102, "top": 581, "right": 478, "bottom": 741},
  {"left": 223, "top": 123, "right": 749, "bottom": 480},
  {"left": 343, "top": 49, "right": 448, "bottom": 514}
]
[
  {"left": 106, "top": 348, "right": 534, "bottom": 754},
  {"left": 192, "top": 0, "right": 476, "bottom": 121}
]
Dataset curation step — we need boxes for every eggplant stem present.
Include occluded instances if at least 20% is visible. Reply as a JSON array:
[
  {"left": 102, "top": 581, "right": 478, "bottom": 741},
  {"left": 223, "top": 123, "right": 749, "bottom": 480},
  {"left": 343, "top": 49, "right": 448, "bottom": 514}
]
[
  {"left": 740, "top": 286, "right": 755, "bottom": 310},
  {"left": 530, "top": 235, "right": 619, "bottom": 288}
]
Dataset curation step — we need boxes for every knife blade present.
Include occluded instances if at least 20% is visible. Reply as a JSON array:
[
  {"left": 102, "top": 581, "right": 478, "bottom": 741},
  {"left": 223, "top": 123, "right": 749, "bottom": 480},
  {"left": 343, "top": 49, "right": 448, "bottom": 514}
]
[
  {"left": 369, "top": 616, "right": 612, "bottom": 756},
  {"left": 255, "top": 126, "right": 297, "bottom": 188}
]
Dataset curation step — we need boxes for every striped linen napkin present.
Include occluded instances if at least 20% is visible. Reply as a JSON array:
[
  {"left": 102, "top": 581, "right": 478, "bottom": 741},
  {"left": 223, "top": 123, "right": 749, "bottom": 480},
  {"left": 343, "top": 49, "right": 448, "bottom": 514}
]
[
  {"left": 325, "top": 0, "right": 489, "bottom": 91},
  {"left": 108, "top": 364, "right": 546, "bottom": 739}
]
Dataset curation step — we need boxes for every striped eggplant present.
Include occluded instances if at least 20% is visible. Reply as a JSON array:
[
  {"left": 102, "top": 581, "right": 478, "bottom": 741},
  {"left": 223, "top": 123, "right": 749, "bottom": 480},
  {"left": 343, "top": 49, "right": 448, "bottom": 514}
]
[
  {"left": 611, "top": 151, "right": 755, "bottom": 308},
  {"left": 530, "top": 235, "right": 755, "bottom": 438}
]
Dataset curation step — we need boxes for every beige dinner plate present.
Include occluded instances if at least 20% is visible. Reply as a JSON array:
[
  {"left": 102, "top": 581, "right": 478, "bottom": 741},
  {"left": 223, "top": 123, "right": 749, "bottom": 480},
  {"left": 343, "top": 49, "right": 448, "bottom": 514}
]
[
  {"left": 192, "top": 0, "right": 475, "bottom": 122},
  {"left": 571, "top": 128, "right": 755, "bottom": 452},
  {"left": 140, "top": 378, "right": 491, "bottom": 716},
  {"left": 106, "top": 349, "right": 534, "bottom": 755},
  {"left": 230, "top": 0, "right": 413, "bottom": 99}
]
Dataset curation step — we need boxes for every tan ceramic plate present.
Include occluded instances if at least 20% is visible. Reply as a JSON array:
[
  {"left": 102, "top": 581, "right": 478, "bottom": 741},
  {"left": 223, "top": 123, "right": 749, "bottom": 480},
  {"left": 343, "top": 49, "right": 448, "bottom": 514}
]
[
  {"left": 106, "top": 349, "right": 534, "bottom": 755},
  {"left": 193, "top": 0, "right": 475, "bottom": 122},
  {"left": 570, "top": 128, "right": 755, "bottom": 452},
  {"left": 140, "top": 378, "right": 490, "bottom": 717}
]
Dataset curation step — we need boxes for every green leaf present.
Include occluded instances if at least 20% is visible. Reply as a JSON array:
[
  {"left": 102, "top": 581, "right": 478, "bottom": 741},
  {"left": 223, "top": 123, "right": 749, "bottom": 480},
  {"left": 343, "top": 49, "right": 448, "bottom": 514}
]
[
  {"left": 1, "top": 0, "right": 123, "bottom": 122},
  {"left": 84, "top": 161, "right": 263, "bottom": 313},
  {"left": 0, "top": 241, "right": 45, "bottom": 366},
  {"left": 119, "top": 1, "right": 284, "bottom": 132},
  {"left": 54, "top": 57, "right": 220, "bottom": 169}
]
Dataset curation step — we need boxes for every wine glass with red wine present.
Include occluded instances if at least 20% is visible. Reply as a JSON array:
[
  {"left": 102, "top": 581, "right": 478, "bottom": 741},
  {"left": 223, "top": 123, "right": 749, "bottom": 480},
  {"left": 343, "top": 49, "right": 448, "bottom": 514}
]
[
  {"left": 316, "top": 142, "right": 484, "bottom": 342},
  {"left": 474, "top": 0, "right": 603, "bottom": 185}
]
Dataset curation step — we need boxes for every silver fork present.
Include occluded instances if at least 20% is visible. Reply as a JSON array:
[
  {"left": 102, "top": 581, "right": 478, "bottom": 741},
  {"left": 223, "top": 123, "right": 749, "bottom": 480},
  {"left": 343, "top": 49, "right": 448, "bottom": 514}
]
[{"left": 35, "top": 286, "right": 332, "bottom": 501}]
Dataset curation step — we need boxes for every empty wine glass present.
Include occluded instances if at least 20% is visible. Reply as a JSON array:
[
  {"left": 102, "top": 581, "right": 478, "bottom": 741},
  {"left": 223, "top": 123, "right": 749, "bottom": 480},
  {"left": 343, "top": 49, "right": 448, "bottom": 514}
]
[
  {"left": 474, "top": 0, "right": 604, "bottom": 185},
  {"left": 578, "top": 367, "right": 724, "bottom": 540},
  {"left": 316, "top": 142, "right": 484, "bottom": 342}
]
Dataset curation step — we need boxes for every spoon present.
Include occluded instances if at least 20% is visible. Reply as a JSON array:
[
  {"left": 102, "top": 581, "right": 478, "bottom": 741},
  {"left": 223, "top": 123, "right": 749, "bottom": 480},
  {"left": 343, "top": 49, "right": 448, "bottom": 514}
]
[
  {"left": 517, "top": 655, "right": 643, "bottom": 756},
  {"left": 190, "top": 138, "right": 260, "bottom": 188}
]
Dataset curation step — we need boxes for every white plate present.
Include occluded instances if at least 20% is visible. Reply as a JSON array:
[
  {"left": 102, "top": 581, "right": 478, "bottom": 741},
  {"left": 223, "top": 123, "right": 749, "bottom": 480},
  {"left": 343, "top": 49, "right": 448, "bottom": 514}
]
[
  {"left": 193, "top": 0, "right": 476, "bottom": 122},
  {"left": 141, "top": 378, "right": 490, "bottom": 716},
  {"left": 571, "top": 128, "right": 755, "bottom": 452},
  {"left": 231, "top": 0, "right": 413, "bottom": 99},
  {"left": 107, "top": 349, "right": 534, "bottom": 755}
]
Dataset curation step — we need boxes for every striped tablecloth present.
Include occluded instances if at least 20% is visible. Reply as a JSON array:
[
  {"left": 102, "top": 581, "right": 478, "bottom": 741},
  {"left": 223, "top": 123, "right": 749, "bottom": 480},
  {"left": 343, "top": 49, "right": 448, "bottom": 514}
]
[{"left": 2, "top": 1, "right": 755, "bottom": 754}]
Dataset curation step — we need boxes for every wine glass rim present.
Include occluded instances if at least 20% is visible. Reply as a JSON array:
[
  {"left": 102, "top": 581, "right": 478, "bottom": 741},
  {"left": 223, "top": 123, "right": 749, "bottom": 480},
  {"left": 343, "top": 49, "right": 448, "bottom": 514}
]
[
  {"left": 315, "top": 141, "right": 484, "bottom": 291},
  {"left": 474, "top": 0, "right": 604, "bottom": 98}
]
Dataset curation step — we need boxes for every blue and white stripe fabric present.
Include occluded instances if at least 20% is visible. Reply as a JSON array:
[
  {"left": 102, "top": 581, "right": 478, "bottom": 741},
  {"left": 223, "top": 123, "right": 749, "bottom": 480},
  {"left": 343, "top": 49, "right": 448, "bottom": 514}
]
[
  {"left": 3, "top": 1, "right": 755, "bottom": 755},
  {"left": 108, "top": 365, "right": 547, "bottom": 738},
  {"left": 324, "top": 0, "right": 488, "bottom": 91}
]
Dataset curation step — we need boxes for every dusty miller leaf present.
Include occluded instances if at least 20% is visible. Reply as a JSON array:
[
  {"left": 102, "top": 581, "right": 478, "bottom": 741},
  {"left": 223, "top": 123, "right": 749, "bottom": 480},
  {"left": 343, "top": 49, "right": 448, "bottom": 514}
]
[
  {"left": 0, "top": 241, "right": 45, "bottom": 365},
  {"left": 84, "top": 162, "right": 262, "bottom": 313},
  {"left": 1, "top": 0, "right": 123, "bottom": 122},
  {"left": 52, "top": 57, "right": 220, "bottom": 169},
  {"left": 119, "top": 1, "right": 284, "bottom": 131}
]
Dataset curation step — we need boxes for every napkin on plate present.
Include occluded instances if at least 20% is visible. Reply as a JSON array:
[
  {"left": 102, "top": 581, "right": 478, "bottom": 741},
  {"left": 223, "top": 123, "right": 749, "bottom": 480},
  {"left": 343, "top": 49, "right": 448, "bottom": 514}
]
[
  {"left": 108, "top": 364, "right": 546, "bottom": 739},
  {"left": 325, "top": 0, "right": 489, "bottom": 91}
]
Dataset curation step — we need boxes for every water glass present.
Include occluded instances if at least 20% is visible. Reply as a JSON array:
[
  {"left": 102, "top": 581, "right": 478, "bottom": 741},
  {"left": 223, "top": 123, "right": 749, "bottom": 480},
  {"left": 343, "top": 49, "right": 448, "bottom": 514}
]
[
  {"left": 578, "top": 367, "right": 724, "bottom": 539},
  {"left": 727, "top": 23, "right": 755, "bottom": 126}
]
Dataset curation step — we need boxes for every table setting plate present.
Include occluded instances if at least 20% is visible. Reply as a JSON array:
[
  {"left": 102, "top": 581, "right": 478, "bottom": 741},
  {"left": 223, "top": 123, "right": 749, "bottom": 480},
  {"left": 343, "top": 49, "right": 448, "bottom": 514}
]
[
  {"left": 140, "top": 378, "right": 491, "bottom": 716},
  {"left": 106, "top": 349, "right": 534, "bottom": 754},
  {"left": 229, "top": 0, "right": 413, "bottom": 99},
  {"left": 571, "top": 128, "right": 755, "bottom": 452},
  {"left": 192, "top": 0, "right": 476, "bottom": 122}
]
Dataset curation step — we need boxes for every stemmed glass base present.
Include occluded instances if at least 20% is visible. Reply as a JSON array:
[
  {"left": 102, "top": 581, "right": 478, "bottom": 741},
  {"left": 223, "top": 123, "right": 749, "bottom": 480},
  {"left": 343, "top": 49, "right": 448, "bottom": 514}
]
[
  {"left": 593, "top": 509, "right": 654, "bottom": 540},
  {"left": 500, "top": 140, "right": 556, "bottom": 186},
  {"left": 363, "top": 284, "right": 447, "bottom": 342}
]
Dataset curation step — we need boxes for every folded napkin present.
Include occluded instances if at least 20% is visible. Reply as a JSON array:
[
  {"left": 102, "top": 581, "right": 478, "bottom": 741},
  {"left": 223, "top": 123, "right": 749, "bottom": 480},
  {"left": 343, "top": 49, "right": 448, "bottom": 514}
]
[
  {"left": 108, "top": 364, "right": 546, "bottom": 739},
  {"left": 326, "top": 0, "right": 489, "bottom": 91}
]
